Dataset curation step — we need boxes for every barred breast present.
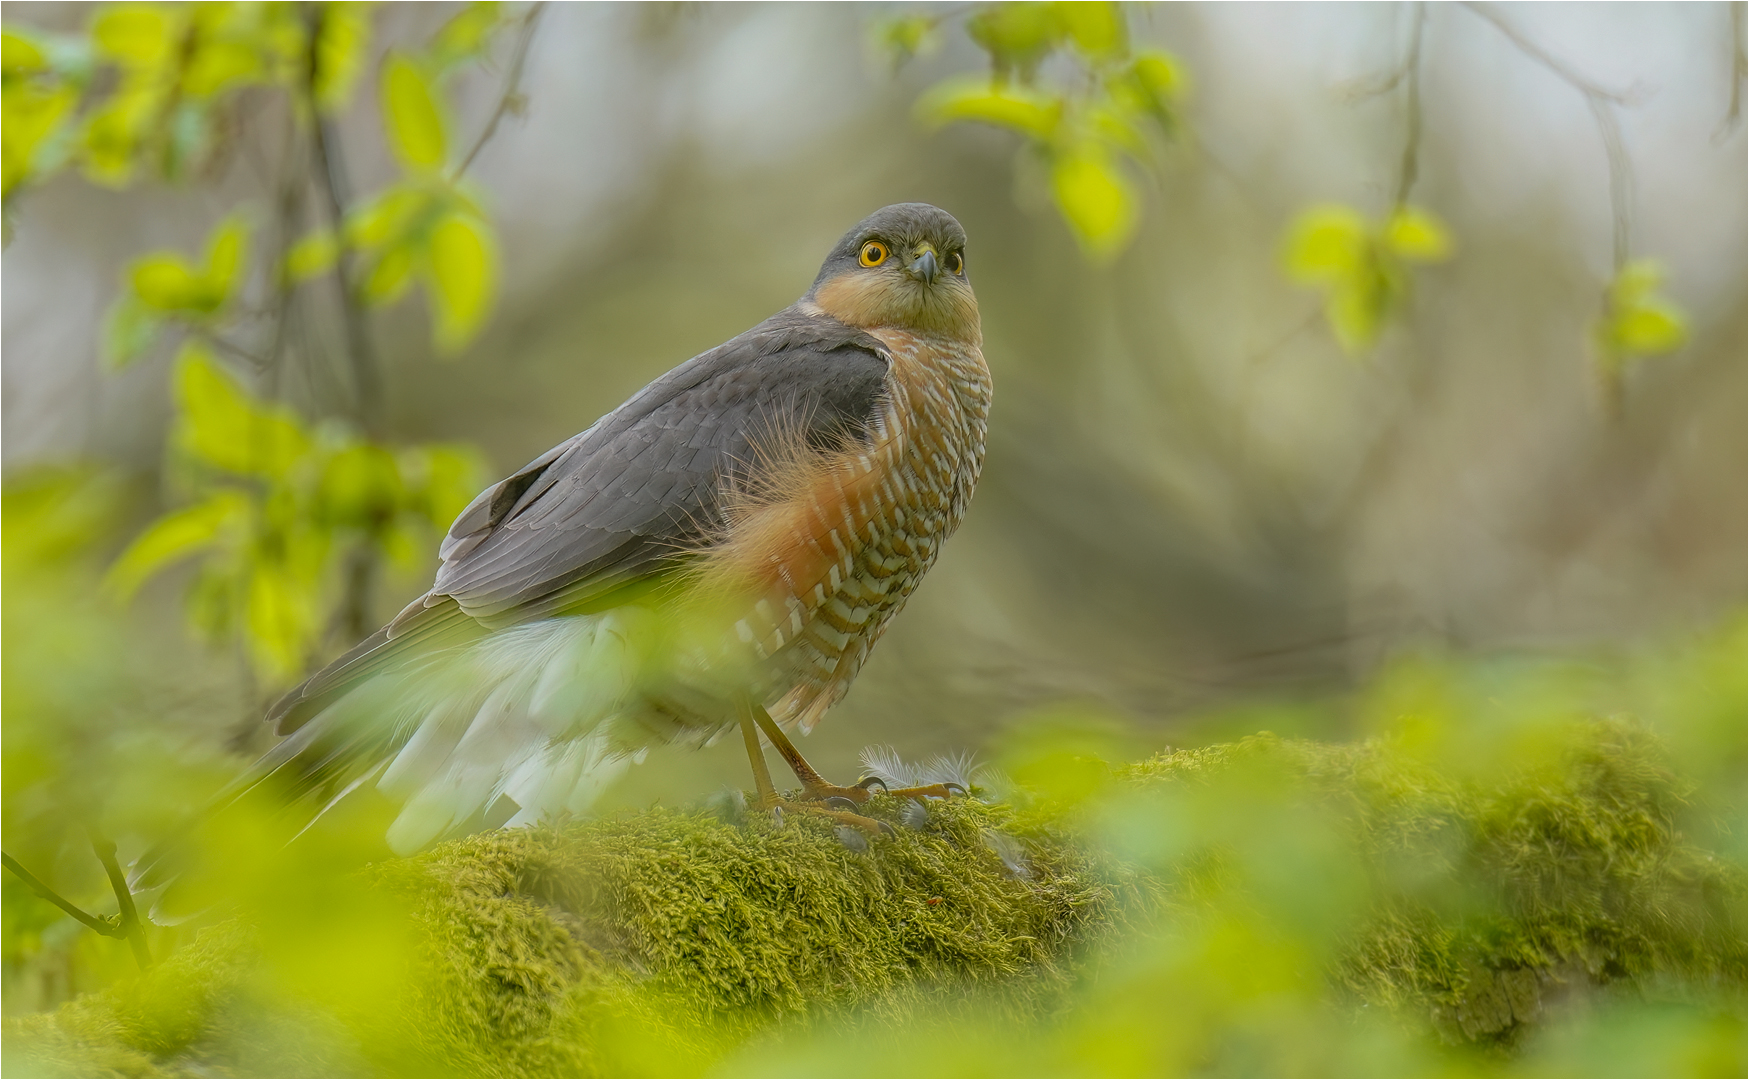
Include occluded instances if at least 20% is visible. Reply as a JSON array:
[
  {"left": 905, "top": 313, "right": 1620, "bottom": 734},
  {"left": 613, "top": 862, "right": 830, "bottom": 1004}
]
[{"left": 699, "top": 328, "right": 992, "bottom": 733}]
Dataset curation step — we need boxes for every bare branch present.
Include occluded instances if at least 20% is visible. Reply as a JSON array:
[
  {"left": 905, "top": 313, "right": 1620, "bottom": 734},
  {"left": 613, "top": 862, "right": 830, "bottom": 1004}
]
[
  {"left": 1716, "top": 1, "right": 1746, "bottom": 143},
  {"left": 1, "top": 851, "right": 128, "bottom": 942},
  {"left": 1393, "top": 2, "right": 1429, "bottom": 208},
  {"left": 89, "top": 833, "right": 152, "bottom": 969},
  {"left": 1464, "top": 2, "right": 1638, "bottom": 270},
  {"left": 452, "top": 3, "right": 547, "bottom": 180}
]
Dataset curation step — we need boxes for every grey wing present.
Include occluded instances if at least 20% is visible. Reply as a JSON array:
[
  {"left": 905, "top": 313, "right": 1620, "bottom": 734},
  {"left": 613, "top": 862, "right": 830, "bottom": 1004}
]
[
  {"left": 268, "top": 309, "right": 890, "bottom": 735},
  {"left": 428, "top": 315, "right": 892, "bottom": 624}
]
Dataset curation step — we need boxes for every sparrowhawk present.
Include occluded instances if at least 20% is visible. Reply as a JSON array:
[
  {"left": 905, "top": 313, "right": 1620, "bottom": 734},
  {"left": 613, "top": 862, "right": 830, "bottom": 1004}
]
[{"left": 164, "top": 202, "right": 990, "bottom": 863}]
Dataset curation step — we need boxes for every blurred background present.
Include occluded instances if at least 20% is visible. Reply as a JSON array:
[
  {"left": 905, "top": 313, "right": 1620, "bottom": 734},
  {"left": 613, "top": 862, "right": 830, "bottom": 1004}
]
[{"left": 2, "top": 0, "right": 1743, "bottom": 1024}]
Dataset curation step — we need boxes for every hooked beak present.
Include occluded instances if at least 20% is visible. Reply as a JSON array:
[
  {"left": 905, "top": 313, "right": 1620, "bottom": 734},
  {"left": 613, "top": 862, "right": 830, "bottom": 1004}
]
[{"left": 907, "top": 245, "right": 940, "bottom": 285}]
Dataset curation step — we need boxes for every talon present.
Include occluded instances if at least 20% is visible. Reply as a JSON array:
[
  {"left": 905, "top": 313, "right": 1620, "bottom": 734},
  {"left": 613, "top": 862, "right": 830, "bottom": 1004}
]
[
  {"left": 943, "top": 782, "right": 967, "bottom": 797},
  {"left": 856, "top": 776, "right": 888, "bottom": 793},
  {"left": 824, "top": 796, "right": 860, "bottom": 811}
]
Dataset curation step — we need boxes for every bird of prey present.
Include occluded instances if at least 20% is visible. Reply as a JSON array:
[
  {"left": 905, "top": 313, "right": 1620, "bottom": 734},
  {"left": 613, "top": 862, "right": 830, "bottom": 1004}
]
[{"left": 191, "top": 202, "right": 991, "bottom": 859}]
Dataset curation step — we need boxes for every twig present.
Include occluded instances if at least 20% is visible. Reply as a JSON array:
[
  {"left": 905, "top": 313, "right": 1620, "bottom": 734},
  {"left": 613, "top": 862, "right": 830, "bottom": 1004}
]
[
  {"left": 1, "top": 851, "right": 128, "bottom": 941},
  {"left": 1463, "top": 2, "right": 1637, "bottom": 270},
  {"left": 451, "top": 3, "right": 546, "bottom": 180},
  {"left": 88, "top": 833, "right": 152, "bottom": 969},
  {"left": 303, "top": 3, "right": 385, "bottom": 438},
  {"left": 1392, "top": 3, "right": 1428, "bottom": 208},
  {"left": 1716, "top": 1, "right": 1746, "bottom": 143}
]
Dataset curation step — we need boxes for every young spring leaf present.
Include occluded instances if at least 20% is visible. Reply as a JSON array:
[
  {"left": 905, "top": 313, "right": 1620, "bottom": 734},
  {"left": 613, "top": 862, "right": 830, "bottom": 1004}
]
[
  {"left": 104, "top": 490, "right": 250, "bottom": 601},
  {"left": 916, "top": 76, "right": 1063, "bottom": 140},
  {"left": 426, "top": 211, "right": 495, "bottom": 353},
  {"left": 314, "top": 3, "right": 374, "bottom": 113},
  {"left": 381, "top": 52, "right": 446, "bottom": 171},
  {"left": 173, "top": 344, "right": 310, "bottom": 477},
  {"left": 1051, "top": 144, "right": 1137, "bottom": 260}
]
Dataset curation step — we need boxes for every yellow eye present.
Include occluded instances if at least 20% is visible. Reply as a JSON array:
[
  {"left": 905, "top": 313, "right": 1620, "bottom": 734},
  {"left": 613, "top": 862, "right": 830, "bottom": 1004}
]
[
  {"left": 946, "top": 251, "right": 964, "bottom": 275},
  {"left": 859, "top": 241, "right": 888, "bottom": 267}
]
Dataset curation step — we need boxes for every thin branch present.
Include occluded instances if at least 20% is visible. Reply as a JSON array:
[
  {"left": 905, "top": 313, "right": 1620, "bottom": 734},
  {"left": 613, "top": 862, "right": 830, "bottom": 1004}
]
[
  {"left": 1392, "top": 3, "right": 1428, "bottom": 208},
  {"left": 1, "top": 851, "right": 128, "bottom": 941},
  {"left": 1715, "top": 1, "right": 1746, "bottom": 143},
  {"left": 303, "top": 4, "right": 385, "bottom": 439},
  {"left": 88, "top": 833, "right": 152, "bottom": 969},
  {"left": 451, "top": 3, "right": 546, "bottom": 180},
  {"left": 1463, "top": 2, "right": 1637, "bottom": 270}
]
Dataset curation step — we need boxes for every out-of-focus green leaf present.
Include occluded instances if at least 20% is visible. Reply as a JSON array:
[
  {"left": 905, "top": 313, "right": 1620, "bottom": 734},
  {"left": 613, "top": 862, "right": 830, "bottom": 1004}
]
[
  {"left": 1051, "top": 144, "right": 1137, "bottom": 260},
  {"left": 173, "top": 344, "right": 310, "bottom": 477},
  {"left": 916, "top": 76, "right": 1062, "bottom": 140},
  {"left": 183, "top": 38, "right": 261, "bottom": 98},
  {"left": 246, "top": 563, "right": 317, "bottom": 681},
  {"left": 1595, "top": 259, "right": 1689, "bottom": 370},
  {"left": 1057, "top": 2, "right": 1126, "bottom": 60},
  {"left": 381, "top": 52, "right": 446, "bottom": 171},
  {"left": 345, "top": 184, "right": 430, "bottom": 249},
  {"left": 91, "top": 6, "right": 177, "bottom": 69},
  {"left": 360, "top": 242, "right": 417, "bottom": 303},
  {"left": 104, "top": 490, "right": 249, "bottom": 601},
  {"left": 1382, "top": 205, "right": 1453, "bottom": 262},
  {"left": 319, "top": 443, "right": 401, "bottom": 526},
  {"left": 284, "top": 227, "right": 339, "bottom": 282},
  {"left": 203, "top": 214, "right": 248, "bottom": 296},
  {"left": 1, "top": 30, "right": 47, "bottom": 72},
  {"left": 1324, "top": 271, "right": 1392, "bottom": 354},
  {"left": 428, "top": 2, "right": 500, "bottom": 71},
  {"left": 873, "top": 15, "right": 938, "bottom": 69},
  {"left": 403, "top": 443, "right": 487, "bottom": 531},
  {"left": 426, "top": 211, "right": 494, "bottom": 353},
  {"left": 966, "top": 3, "right": 1065, "bottom": 82},
  {"left": 131, "top": 254, "right": 209, "bottom": 310},
  {"left": 1282, "top": 204, "right": 1370, "bottom": 284},
  {"left": 2, "top": 77, "right": 77, "bottom": 199},
  {"left": 315, "top": 3, "right": 374, "bottom": 113},
  {"left": 101, "top": 296, "right": 163, "bottom": 369}
]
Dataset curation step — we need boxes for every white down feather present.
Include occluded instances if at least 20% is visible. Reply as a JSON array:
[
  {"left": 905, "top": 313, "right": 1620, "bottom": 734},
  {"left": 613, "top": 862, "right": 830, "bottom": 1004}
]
[{"left": 307, "top": 612, "right": 661, "bottom": 856}]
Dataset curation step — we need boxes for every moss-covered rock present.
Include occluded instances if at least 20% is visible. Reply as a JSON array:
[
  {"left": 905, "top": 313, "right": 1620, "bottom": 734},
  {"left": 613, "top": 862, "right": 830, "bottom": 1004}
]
[{"left": 5, "top": 723, "right": 1742, "bottom": 1077}]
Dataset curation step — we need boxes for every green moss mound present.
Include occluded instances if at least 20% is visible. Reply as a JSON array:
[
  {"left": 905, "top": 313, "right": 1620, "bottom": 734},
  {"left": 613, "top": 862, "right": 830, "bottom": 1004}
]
[{"left": 5, "top": 723, "right": 1742, "bottom": 1077}]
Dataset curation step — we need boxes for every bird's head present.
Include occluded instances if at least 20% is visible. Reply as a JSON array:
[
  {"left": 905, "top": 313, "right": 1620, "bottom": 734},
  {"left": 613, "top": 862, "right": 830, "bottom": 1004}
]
[{"left": 806, "top": 203, "right": 979, "bottom": 341}]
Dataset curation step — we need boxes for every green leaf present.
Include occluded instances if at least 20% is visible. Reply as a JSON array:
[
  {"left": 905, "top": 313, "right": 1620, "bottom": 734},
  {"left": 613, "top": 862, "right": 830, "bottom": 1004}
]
[
  {"left": 131, "top": 254, "right": 209, "bottom": 310},
  {"left": 315, "top": 3, "right": 374, "bottom": 113},
  {"left": 319, "top": 443, "right": 401, "bottom": 527},
  {"left": 874, "top": 15, "right": 938, "bottom": 69},
  {"left": 360, "top": 242, "right": 417, "bottom": 304},
  {"left": 246, "top": 563, "right": 317, "bottom": 681},
  {"left": 174, "top": 344, "right": 311, "bottom": 477},
  {"left": 1324, "top": 272, "right": 1392, "bottom": 355},
  {"left": 381, "top": 52, "right": 446, "bottom": 171},
  {"left": 429, "top": 2, "right": 500, "bottom": 70},
  {"left": 1612, "top": 303, "right": 1686, "bottom": 355},
  {"left": 202, "top": 215, "right": 249, "bottom": 299},
  {"left": 1382, "top": 206, "right": 1453, "bottom": 263},
  {"left": 966, "top": 3, "right": 1065, "bottom": 80},
  {"left": 1051, "top": 145, "right": 1137, "bottom": 260},
  {"left": 183, "top": 39, "right": 262, "bottom": 98},
  {"left": 1281, "top": 205, "right": 1370, "bottom": 284},
  {"left": 283, "top": 228, "right": 339, "bottom": 283},
  {"left": 405, "top": 444, "right": 486, "bottom": 530},
  {"left": 1056, "top": 2, "right": 1126, "bottom": 60},
  {"left": 104, "top": 490, "right": 249, "bottom": 601},
  {"left": 102, "top": 296, "right": 163, "bottom": 369},
  {"left": 2, "top": 31, "right": 47, "bottom": 73},
  {"left": 426, "top": 212, "right": 495, "bottom": 353},
  {"left": 91, "top": 6, "right": 177, "bottom": 69},
  {"left": 916, "top": 76, "right": 1063, "bottom": 140},
  {"left": 345, "top": 184, "right": 430, "bottom": 249}
]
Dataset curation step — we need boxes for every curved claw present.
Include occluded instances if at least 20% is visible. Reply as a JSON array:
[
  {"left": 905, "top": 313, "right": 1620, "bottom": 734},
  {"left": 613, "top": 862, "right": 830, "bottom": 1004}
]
[
  {"left": 877, "top": 820, "right": 897, "bottom": 837},
  {"left": 824, "top": 796, "right": 861, "bottom": 812},
  {"left": 855, "top": 775, "right": 889, "bottom": 793},
  {"left": 943, "top": 782, "right": 968, "bottom": 797}
]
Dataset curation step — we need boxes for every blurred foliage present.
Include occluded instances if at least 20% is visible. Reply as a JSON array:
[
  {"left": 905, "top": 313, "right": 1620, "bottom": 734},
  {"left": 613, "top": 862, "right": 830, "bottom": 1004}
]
[
  {"left": 3, "top": 1, "right": 508, "bottom": 352},
  {"left": 893, "top": 2, "right": 1187, "bottom": 259},
  {"left": 1282, "top": 202, "right": 1454, "bottom": 355},
  {"left": 106, "top": 344, "right": 485, "bottom": 684},
  {"left": 4, "top": 617, "right": 1743, "bottom": 1074},
  {"left": 1595, "top": 259, "right": 1690, "bottom": 375}
]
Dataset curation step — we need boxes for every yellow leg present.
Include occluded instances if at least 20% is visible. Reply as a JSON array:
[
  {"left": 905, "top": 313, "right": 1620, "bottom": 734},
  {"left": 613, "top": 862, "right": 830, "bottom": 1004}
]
[
  {"left": 738, "top": 700, "right": 894, "bottom": 836},
  {"left": 748, "top": 703, "right": 967, "bottom": 804}
]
